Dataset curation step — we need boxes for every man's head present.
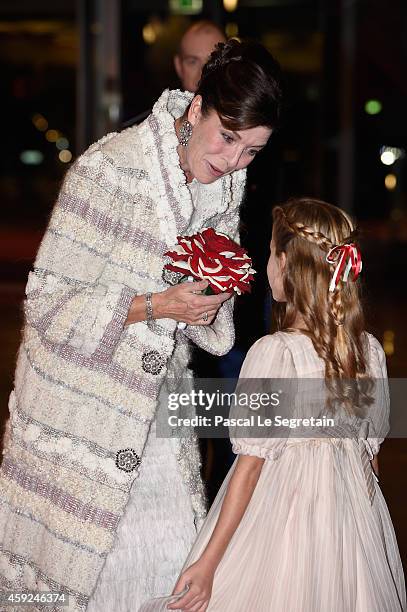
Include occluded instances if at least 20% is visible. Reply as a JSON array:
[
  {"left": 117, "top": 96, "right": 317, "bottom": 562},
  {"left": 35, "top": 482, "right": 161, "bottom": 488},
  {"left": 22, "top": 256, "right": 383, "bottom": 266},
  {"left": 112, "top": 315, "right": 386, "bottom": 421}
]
[{"left": 174, "top": 20, "right": 226, "bottom": 93}]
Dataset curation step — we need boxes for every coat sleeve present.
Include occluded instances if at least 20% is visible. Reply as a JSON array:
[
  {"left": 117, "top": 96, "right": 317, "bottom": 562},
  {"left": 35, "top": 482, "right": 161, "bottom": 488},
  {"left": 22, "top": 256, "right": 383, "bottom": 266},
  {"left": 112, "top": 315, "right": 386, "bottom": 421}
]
[
  {"left": 24, "top": 142, "right": 137, "bottom": 361},
  {"left": 181, "top": 171, "right": 246, "bottom": 356}
]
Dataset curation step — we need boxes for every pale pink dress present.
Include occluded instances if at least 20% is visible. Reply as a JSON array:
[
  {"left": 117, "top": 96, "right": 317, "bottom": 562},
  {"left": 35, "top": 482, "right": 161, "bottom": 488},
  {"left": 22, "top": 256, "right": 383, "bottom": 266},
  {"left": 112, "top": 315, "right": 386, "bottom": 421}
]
[{"left": 179, "top": 331, "right": 406, "bottom": 612}]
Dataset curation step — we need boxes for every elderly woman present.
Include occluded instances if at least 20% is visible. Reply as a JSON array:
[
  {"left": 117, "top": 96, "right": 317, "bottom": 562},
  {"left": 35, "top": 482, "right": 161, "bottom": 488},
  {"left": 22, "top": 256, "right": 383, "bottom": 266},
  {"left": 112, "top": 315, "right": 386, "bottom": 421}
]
[{"left": 0, "top": 40, "right": 282, "bottom": 611}]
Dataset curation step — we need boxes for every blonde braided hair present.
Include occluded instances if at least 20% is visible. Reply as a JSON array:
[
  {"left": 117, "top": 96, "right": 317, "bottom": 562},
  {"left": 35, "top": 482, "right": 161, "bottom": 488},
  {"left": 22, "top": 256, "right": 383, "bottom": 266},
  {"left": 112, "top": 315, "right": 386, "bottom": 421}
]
[
  {"left": 280, "top": 215, "right": 335, "bottom": 252},
  {"left": 279, "top": 207, "right": 356, "bottom": 328},
  {"left": 272, "top": 198, "right": 370, "bottom": 412}
]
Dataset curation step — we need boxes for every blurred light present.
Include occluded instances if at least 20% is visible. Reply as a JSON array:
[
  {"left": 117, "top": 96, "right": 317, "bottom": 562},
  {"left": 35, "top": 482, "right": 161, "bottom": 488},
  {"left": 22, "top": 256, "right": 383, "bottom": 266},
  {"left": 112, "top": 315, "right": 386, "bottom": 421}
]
[
  {"left": 225, "top": 22, "right": 239, "bottom": 37},
  {"left": 142, "top": 23, "right": 156, "bottom": 44},
  {"left": 380, "top": 146, "right": 404, "bottom": 166},
  {"left": 46, "top": 129, "right": 59, "bottom": 143},
  {"left": 383, "top": 330, "right": 395, "bottom": 357},
  {"left": 224, "top": 0, "right": 238, "bottom": 11},
  {"left": 169, "top": 0, "right": 202, "bottom": 15},
  {"left": 141, "top": 17, "right": 165, "bottom": 44},
  {"left": 380, "top": 150, "right": 395, "bottom": 165},
  {"left": 32, "top": 113, "right": 48, "bottom": 131},
  {"left": 59, "top": 150, "right": 72, "bottom": 163},
  {"left": 56, "top": 137, "right": 69, "bottom": 150},
  {"left": 20, "top": 150, "right": 43, "bottom": 165},
  {"left": 385, "top": 173, "right": 397, "bottom": 190},
  {"left": 364, "top": 99, "right": 382, "bottom": 115}
]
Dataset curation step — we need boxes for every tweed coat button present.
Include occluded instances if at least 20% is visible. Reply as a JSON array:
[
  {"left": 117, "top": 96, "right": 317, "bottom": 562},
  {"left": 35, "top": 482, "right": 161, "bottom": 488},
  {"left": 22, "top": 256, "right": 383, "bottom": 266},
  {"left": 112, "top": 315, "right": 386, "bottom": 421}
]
[
  {"left": 142, "top": 350, "right": 165, "bottom": 375},
  {"left": 115, "top": 448, "right": 141, "bottom": 472}
]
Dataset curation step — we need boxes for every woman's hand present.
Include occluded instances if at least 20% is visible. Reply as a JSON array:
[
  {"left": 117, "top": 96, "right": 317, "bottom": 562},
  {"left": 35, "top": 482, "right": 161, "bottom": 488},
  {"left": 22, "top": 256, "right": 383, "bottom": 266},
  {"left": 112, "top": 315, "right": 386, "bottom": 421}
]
[
  {"left": 154, "top": 280, "right": 231, "bottom": 326},
  {"left": 124, "top": 280, "right": 231, "bottom": 326},
  {"left": 168, "top": 559, "right": 215, "bottom": 611}
]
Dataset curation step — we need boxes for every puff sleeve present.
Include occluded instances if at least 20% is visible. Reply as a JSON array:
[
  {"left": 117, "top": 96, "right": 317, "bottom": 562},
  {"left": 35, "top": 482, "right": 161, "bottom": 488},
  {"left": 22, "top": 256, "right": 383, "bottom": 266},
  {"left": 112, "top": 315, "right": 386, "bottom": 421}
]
[
  {"left": 230, "top": 334, "right": 295, "bottom": 460},
  {"left": 358, "top": 334, "right": 390, "bottom": 457}
]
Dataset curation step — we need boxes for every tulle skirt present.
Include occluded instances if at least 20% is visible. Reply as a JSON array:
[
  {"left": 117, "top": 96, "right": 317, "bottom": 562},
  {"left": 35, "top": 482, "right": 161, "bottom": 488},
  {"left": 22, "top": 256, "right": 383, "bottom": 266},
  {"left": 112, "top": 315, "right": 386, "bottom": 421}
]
[{"left": 182, "top": 439, "right": 406, "bottom": 612}]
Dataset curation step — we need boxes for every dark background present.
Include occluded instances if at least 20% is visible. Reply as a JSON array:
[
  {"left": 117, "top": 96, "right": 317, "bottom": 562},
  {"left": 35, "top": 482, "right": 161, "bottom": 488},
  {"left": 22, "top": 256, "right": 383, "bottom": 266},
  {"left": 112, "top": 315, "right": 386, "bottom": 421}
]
[{"left": 0, "top": 0, "right": 406, "bottom": 570}]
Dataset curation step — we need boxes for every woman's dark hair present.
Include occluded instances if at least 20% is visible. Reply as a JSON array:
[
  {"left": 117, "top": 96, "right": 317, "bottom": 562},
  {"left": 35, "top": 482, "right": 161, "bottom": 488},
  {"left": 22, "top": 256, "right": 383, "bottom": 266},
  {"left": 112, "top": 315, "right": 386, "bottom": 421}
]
[{"left": 195, "top": 38, "right": 283, "bottom": 131}]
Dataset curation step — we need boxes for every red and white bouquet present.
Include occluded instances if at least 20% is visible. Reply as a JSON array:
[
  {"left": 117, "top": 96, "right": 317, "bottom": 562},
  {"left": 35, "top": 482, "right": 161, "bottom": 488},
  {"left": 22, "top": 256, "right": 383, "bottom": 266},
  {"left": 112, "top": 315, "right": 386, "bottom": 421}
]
[{"left": 163, "top": 227, "right": 256, "bottom": 295}]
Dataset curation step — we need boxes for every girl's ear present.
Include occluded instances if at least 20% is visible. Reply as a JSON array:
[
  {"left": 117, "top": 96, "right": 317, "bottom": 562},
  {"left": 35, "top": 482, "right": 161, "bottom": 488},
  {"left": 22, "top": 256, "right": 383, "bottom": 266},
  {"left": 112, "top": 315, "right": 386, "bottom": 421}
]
[
  {"left": 279, "top": 251, "right": 287, "bottom": 272},
  {"left": 187, "top": 95, "right": 203, "bottom": 126}
]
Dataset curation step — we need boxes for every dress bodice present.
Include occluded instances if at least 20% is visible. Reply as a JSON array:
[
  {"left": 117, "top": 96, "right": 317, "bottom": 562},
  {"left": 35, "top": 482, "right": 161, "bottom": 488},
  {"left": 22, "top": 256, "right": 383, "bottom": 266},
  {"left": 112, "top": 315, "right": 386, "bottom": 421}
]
[{"left": 230, "top": 331, "right": 390, "bottom": 461}]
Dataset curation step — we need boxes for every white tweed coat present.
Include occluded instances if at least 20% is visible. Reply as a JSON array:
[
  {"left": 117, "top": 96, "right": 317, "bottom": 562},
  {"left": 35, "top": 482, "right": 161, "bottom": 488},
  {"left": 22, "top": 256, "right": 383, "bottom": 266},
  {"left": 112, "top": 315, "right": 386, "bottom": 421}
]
[{"left": 0, "top": 89, "right": 246, "bottom": 611}]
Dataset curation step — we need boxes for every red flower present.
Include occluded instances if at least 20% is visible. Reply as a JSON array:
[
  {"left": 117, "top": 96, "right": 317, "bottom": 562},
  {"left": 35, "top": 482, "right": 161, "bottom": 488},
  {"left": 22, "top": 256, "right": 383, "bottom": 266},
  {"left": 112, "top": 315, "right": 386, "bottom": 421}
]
[{"left": 164, "top": 228, "right": 256, "bottom": 295}]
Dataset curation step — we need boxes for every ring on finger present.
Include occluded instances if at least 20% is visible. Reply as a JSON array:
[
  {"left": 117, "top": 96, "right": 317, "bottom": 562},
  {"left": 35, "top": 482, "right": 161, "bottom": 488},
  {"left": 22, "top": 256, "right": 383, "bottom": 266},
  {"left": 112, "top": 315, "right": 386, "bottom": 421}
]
[{"left": 202, "top": 312, "right": 209, "bottom": 322}]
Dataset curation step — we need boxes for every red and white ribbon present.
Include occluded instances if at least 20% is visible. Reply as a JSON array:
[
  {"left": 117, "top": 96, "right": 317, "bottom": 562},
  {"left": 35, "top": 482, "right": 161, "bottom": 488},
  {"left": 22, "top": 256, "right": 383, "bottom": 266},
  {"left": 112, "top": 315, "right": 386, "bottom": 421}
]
[{"left": 325, "top": 243, "right": 362, "bottom": 292}]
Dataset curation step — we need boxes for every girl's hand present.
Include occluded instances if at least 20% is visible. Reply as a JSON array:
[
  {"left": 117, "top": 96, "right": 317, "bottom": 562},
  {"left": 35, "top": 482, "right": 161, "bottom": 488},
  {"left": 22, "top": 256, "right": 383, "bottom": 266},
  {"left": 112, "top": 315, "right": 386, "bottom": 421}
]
[
  {"left": 154, "top": 280, "right": 231, "bottom": 326},
  {"left": 167, "top": 559, "right": 215, "bottom": 611}
]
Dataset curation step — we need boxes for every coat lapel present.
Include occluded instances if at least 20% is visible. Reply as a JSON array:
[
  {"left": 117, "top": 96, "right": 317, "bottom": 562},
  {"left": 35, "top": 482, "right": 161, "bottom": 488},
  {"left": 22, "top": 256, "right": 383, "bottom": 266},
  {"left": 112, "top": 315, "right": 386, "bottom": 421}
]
[{"left": 143, "top": 89, "right": 232, "bottom": 249}]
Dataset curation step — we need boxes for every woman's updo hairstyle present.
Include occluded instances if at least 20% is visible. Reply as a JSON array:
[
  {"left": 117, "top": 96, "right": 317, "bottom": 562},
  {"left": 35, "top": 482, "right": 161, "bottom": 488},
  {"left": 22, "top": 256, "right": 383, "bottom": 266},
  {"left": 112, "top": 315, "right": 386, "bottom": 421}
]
[{"left": 195, "top": 38, "right": 283, "bottom": 131}]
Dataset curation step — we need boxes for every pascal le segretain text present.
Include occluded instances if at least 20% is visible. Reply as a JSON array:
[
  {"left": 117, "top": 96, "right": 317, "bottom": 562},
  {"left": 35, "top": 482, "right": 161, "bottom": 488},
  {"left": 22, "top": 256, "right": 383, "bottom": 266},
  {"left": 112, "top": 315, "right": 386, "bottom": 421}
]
[{"left": 167, "top": 415, "right": 335, "bottom": 429}]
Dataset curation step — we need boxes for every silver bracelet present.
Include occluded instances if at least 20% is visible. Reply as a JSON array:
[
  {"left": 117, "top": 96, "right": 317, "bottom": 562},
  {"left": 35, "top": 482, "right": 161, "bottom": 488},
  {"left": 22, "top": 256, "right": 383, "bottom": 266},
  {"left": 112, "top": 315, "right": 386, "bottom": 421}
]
[{"left": 145, "top": 292, "right": 154, "bottom": 322}]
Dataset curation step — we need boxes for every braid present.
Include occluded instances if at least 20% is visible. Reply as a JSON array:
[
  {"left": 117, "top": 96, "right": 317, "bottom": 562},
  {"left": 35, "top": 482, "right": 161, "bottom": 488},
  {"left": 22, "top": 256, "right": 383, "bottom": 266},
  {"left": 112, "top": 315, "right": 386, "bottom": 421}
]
[
  {"left": 277, "top": 207, "right": 334, "bottom": 252},
  {"left": 278, "top": 206, "right": 347, "bottom": 328},
  {"left": 292, "top": 224, "right": 334, "bottom": 251},
  {"left": 272, "top": 199, "right": 370, "bottom": 414},
  {"left": 328, "top": 283, "right": 345, "bottom": 328}
]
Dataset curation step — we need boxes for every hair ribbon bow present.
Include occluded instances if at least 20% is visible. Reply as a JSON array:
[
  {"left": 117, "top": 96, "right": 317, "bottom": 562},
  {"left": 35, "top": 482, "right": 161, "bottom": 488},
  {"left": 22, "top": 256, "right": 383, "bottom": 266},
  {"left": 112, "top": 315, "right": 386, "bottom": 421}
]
[{"left": 325, "top": 243, "right": 362, "bottom": 292}]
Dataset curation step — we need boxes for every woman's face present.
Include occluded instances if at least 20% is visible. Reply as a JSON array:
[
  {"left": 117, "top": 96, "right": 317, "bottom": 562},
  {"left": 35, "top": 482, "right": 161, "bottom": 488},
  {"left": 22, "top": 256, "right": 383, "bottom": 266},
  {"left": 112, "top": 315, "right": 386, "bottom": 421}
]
[
  {"left": 182, "top": 96, "right": 272, "bottom": 184},
  {"left": 267, "top": 234, "right": 286, "bottom": 302}
]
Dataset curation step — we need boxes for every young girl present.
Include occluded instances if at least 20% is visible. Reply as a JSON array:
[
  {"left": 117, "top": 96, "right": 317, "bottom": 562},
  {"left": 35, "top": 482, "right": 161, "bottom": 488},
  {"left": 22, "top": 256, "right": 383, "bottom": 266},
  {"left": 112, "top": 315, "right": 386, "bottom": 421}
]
[{"left": 166, "top": 198, "right": 406, "bottom": 611}]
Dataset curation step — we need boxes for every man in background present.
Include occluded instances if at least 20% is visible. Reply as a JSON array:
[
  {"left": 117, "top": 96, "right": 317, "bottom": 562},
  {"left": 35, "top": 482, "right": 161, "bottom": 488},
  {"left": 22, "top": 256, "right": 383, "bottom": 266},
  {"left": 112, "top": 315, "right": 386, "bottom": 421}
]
[
  {"left": 174, "top": 20, "right": 226, "bottom": 92},
  {"left": 122, "top": 20, "right": 225, "bottom": 128}
]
